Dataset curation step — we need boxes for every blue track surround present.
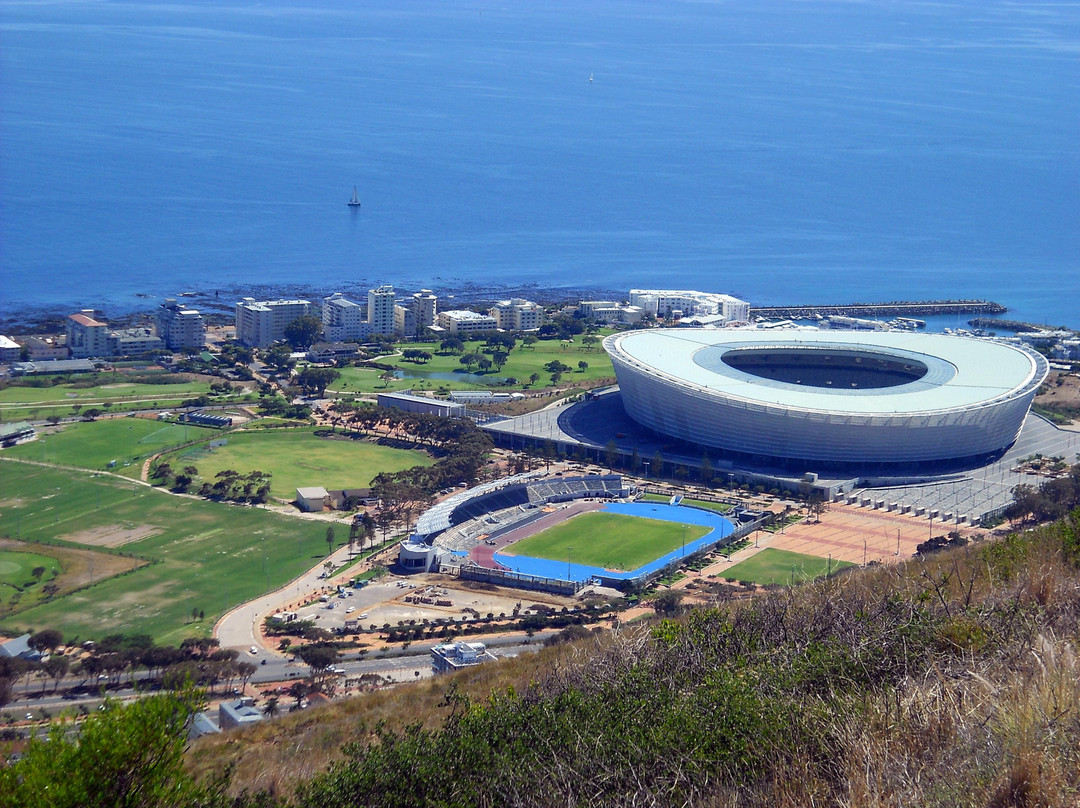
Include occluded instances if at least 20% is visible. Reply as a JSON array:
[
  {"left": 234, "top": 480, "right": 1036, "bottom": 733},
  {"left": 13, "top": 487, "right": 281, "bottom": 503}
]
[{"left": 493, "top": 502, "right": 734, "bottom": 583}]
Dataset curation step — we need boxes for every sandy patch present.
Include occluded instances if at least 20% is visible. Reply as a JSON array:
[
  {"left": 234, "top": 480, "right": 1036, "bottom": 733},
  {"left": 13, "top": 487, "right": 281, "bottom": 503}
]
[{"left": 63, "top": 523, "right": 161, "bottom": 548}]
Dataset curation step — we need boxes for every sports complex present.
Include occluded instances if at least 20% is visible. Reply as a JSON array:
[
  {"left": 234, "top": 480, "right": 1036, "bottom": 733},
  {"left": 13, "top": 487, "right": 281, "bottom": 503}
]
[{"left": 398, "top": 474, "right": 746, "bottom": 591}]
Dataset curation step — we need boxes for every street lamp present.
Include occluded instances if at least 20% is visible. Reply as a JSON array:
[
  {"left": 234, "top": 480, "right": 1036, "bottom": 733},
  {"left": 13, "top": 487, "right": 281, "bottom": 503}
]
[{"left": 567, "top": 546, "right": 573, "bottom": 581}]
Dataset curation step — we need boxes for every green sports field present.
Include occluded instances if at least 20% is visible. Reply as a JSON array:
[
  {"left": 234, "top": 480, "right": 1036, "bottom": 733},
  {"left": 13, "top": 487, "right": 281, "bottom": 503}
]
[
  {"left": 505, "top": 512, "right": 709, "bottom": 572},
  {"left": 5, "top": 418, "right": 216, "bottom": 477},
  {"left": 163, "top": 427, "right": 432, "bottom": 495},
  {"left": 723, "top": 548, "right": 853, "bottom": 586},
  {"left": 0, "top": 461, "right": 348, "bottom": 645}
]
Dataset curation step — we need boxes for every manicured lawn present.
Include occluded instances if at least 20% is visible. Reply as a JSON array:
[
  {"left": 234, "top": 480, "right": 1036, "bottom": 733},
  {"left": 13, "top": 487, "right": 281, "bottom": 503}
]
[
  {"left": 0, "top": 461, "right": 349, "bottom": 645},
  {"left": 328, "top": 335, "right": 615, "bottom": 395},
  {"left": 163, "top": 427, "right": 432, "bottom": 495},
  {"left": 722, "top": 548, "right": 853, "bottom": 586},
  {"left": 6, "top": 418, "right": 216, "bottom": 477},
  {"left": 0, "top": 549, "right": 60, "bottom": 611},
  {"left": 506, "top": 512, "right": 709, "bottom": 572}
]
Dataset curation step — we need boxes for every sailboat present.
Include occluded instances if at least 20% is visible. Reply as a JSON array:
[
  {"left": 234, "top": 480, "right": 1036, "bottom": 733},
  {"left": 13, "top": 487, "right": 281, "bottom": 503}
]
[{"left": 347, "top": 186, "right": 362, "bottom": 208}]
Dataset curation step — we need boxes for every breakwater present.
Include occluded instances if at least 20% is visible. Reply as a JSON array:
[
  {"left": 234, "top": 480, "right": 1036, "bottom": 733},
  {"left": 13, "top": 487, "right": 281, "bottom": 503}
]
[
  {"left": 753, "top": 300, "right": 1006, "bottom": 319},
  {"left": 968, "top": 318, "right": 1041, "bottom": 333}
]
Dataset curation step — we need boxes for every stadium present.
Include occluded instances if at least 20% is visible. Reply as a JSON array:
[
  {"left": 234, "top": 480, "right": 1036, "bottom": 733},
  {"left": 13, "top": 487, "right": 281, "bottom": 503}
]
[
  {"left": 397, "top": 473, "right": 746, "bottom": 590},
  {"left": 603, "top": 329, "right": 1049, "bottom": 469}
]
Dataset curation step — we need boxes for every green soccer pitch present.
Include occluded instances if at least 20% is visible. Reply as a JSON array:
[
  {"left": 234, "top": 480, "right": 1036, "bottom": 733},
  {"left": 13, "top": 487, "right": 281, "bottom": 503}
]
[{"left": 504, "top": 512, "right": 709, "bottom": 572}]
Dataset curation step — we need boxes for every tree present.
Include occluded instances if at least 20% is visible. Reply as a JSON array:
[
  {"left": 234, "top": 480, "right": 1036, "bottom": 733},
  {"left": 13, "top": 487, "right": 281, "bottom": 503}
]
[
  {"left": 582, "top": 334, "right": 600, "bottom": 350},
  {"left": 439, "top": 337, "right": 465, "bottom": 355},
  {"left": 81, "top": 408, "right": 103, "bottom": 421},
  {"left": 297, "top": 367, "right": 341, "bottom": 397},
  {"left": 0, "top": 686, "right": 215, "bottom": 808},
  {"left": 578, "top": 360, "right": 589, "bottom": 373},
  {"left": 529, "top": 372, "right": 541, "bottom": 387},
  {"left": 283, "top": 315, "right": 324, "bottom": 349},
  {"left": 326, "top": 525, "right": 336, "bottom": 555},
  {"left": 652, "top": 589, "right": 685, "bottom": 616},
  {"left": 31, "top": 565, "right": 46, "bottom": 582},
  {"left": 522, "top": 334, "right": 538, "bottom": 350},
  {"left": 264, "top": 695, "right": 280, "bottom": 718},
  {"left": 297, "top": 644, "right": 340, "bottom": 678},
  {"left": 29, "top": 628, "right": 63, "bottom": 654}
]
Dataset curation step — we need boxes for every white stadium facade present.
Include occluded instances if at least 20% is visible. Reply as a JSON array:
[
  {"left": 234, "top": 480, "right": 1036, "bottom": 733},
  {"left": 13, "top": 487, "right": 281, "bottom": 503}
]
[{"left": 603, "top": 329, "right": 1049, "bottom": 469}]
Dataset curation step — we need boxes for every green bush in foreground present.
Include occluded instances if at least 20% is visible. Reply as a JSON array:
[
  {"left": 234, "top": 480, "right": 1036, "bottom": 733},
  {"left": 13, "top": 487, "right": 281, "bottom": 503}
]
[{"left": 0, "top": 687, "right": 220, "bottom": 808}]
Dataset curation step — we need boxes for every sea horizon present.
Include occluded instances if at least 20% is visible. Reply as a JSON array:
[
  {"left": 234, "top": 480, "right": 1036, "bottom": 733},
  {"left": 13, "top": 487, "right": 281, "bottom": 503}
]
[{"left": 2, "top": 0, "right": 1077, "bottom": 329}]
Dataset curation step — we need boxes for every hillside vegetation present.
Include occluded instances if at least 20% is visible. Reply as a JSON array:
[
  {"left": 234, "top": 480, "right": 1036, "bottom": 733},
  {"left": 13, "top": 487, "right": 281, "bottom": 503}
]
[{"left": 180, "top": 505, "right": 1080, "bottom": 808}]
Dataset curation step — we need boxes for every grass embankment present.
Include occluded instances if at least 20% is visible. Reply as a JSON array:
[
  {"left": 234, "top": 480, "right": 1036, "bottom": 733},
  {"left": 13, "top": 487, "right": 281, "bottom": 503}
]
[
  {"left": 641, "top": 493, "right": 734, "bottom": 513},
  {"left": 6, "top": 418, "right": 217, "bottom": 477},
  {"left": 160, "top": 427, "right": 432, "bottom": 495},
  {"left": 0, "top": 462, "right": 342, "bottom": 645},
  {"left": 507, "top": 512, "right": 709, "bottom": 571},
  {"left": 724, "top": 547, "right": 854, "bottom": 585},
  {"left": 191, "top": 511, "right": 1080, "bottom": 807}
]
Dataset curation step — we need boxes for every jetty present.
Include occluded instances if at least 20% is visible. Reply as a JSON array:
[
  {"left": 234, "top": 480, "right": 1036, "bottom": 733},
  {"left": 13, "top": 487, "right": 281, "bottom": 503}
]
[
  {"left": 752, "top": 300, "right": 1006, "bottom": 320},
  {"left": 968, "top": 317, "right": 1042, "bottom": 333}
]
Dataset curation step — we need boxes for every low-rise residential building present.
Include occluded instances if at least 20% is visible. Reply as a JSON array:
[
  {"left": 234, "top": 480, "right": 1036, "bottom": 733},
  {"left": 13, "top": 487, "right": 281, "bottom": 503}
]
[
  {"left": 67, "top": 310, "right": 111, "bottom": 358},
  {"left": 157, "top": 300, "right": 206, "bottom": 350},
  {"left": 629, "top": 289, "right": 750, "bottom": 323},
  {"left": 491, "top": 298, "right": 543, "bottom": 331},
  {"left": 577, "top": 300, "right": 645, "bottom": 325},
  {"left": 18, "top": 336, "right": 68, "bottom": 361},
  {"left": 108, "top": 327, "right": 166, "bottom": 356},
  {"left": 431, "top": 641, "right": 496, "bottom": 673},
  {"left": 235, "top": 298, "right": 316, "bottom": 348},
  {"left": 0, "top": 335, "right": 21, "bottom": 363},
  {"left": 437, "top": 309, "right": 497, "bottom": 335}
]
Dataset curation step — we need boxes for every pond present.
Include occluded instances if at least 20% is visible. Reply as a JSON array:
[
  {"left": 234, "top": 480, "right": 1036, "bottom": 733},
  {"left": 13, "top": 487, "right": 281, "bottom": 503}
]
[{"left": 393, "top": 369, "right": 506, "bottom": 385}]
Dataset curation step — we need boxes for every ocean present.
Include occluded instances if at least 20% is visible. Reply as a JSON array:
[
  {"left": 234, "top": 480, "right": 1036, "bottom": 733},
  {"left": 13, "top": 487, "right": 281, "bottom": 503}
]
[{"left": 1, "top": 0, "right": 1077, "bottom": 327}]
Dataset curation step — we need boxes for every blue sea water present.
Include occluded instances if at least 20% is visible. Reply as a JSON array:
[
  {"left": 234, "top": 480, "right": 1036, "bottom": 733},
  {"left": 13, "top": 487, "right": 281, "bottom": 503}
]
[{"left": 1, "top": 0, "right": 1077, "bottom": 326}]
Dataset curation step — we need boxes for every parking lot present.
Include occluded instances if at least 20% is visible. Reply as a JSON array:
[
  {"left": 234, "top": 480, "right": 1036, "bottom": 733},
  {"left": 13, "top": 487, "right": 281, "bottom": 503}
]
[{"left": 292, "top": 574, "right": 574, "bottom": 633}]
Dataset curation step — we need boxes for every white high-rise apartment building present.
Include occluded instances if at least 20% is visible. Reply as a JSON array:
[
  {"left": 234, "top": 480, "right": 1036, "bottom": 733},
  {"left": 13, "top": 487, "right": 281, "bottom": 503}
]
[
  {"left": 66, "top": 311, "right": 111, "bottom": 358},
  {"left": 156, "top": 300, "right": 206, "bottom": 350},
  {"left": 490, "top": 298, "right": 543, "bottom": 331},
  {"left": 235, "top": 298, "right": 315, "bottom": 347},
  {"left": 322, "top": 293, "right": 368, "bottom": 342},
  {"left": 411, "top": 290, "right": 438, "bottom": 329},
  {"left": 367, "top": 285, "right": 396, "bottom": 337}
]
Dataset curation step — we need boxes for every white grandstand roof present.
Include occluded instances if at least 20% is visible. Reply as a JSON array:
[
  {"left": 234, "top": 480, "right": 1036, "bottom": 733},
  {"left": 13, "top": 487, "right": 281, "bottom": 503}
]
[{"left": 605, "top": 329, "right": 1044, "bottom": 415}]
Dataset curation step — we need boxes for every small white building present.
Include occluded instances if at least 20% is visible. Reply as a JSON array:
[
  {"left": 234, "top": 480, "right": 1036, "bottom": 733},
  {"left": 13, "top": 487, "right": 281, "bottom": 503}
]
[
  {"left": 431, "top": 641, "right": 497, "bottom": 673},
  {"left": 219, "top": 698, "right": 264, "bottom": 730},
  {"left": 295, "top": 486, "right": 330, "bottom": 512}
]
